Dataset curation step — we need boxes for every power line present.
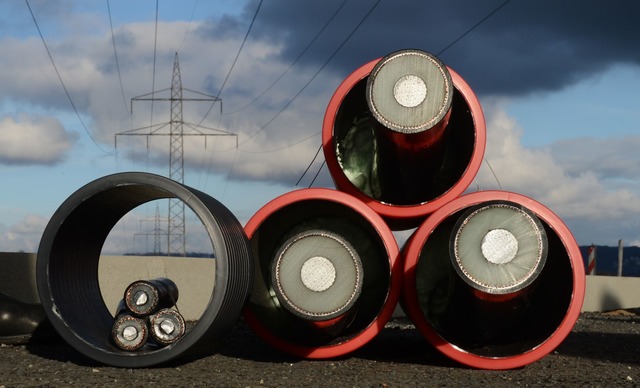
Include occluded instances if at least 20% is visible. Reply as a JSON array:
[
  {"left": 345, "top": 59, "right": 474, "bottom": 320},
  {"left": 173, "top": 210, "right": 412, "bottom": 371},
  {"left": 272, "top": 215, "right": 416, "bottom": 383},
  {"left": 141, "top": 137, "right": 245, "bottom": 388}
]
[
  {"left": 308, "top": 160, "right": 326, "bottom": 187},
  {"left": 25, "top": 0, "right": 110, "bottom": 154},
  {"left": 196, "top": 0, "right": 264, "bottom": 128},
  {"left": 107, "top": 0, "right": 129, "bottom": 116},
  {"left": 150, "top": 0, "right": 159, "bottom": 128},
  {"left": 437, "top": 0, "right": 511, "bottom": 56},
  {"left": 295, "top": 142, "right": 323, "bottom": 187},
  {"left": 194, "top": 0, "right": 263, "bottom": 193},
  {"left": 177, "top": 0, "right": 199, "bottom": 53},
  {"left": 239, "top": 131, "right": 320, "bottom": 154},
  {"left": 436, "top": 0, "right": 511, "bottom": 191},
  {"left": 225, "top": 0, "right": 350, "bottom": 115},
  {"left": 239, "top": 0, "right": 382, "bottom": 146}
]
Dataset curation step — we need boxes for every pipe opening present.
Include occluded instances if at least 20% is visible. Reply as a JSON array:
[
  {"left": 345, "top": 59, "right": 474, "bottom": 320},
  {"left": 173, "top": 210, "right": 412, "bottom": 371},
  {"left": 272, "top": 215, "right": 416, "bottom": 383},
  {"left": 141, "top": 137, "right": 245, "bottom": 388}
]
[
  {"left": 332, "top": 76, "right": 476, "bottom": 206},
  {"left": 100, "top": 201, "right": 214, "bottom": 327},
  {"left": 37, "top": 173, "right": 252, "bottom": 367},
  {"left": 248, "top": 199, "right": 391, "bottom": 348},
  {"left": 413, "top": 204, "right": 573, "bottom": 358},
  {"left": 271, "top": 229, "right": 364, "bottom": 321},
  {"left": 450, "top": 201, "right": 548, "bottom": 295}
]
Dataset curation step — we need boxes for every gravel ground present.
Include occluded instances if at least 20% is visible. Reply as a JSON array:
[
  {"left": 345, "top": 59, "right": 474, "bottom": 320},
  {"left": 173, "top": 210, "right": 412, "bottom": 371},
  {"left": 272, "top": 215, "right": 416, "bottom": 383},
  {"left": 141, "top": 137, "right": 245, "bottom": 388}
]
[{"left": 0, "top": 310, "right": 638, "bottom": 387}]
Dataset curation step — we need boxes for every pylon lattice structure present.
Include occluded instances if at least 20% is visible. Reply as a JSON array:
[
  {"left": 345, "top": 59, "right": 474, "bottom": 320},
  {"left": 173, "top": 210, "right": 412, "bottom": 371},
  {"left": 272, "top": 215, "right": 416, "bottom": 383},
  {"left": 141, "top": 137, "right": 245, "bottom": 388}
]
[
  {"left": 168, "top": 54, "right": 186, "bottom": 257},
  {"left": 116, "top": 53, "right": 237, "bottom": 256},
  {"left": 134, "top": 203, "right": 165, "bottom": 255}
]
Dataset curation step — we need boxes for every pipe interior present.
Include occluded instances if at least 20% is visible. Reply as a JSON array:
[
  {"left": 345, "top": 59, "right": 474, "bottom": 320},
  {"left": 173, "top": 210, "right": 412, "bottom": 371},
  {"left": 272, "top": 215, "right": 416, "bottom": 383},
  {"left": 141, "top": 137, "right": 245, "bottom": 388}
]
[
  {"left": 249, "top": 199, "right": 391, "bottom": 347},
  {"left": 414, "top": 209, "right": 574, "bottom": 358},
  {"left": 333, "top": 78, "right": 476, "bottom": 205},
  {"left": 46, "top": 185, "right": 174, "bottom": 351}
]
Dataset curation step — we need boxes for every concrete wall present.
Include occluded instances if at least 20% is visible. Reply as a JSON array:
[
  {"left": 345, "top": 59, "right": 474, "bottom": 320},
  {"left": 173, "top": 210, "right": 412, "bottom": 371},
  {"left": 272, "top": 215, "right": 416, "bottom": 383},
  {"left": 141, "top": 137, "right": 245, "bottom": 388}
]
[
  {"left": 0, "top": 252, "right": 39, "bottom": 304},
  {"left": 582, "top": 275, "right": 640, "bottom": 312},
  {"left": 3, "top": 253, "right": 640, "bottom": 321},
  {"left": 99, "top": 255, "right": 215, "bottom": 320},
  {"left": 1, "top": 253, "right": 215, "bottom": 321}
]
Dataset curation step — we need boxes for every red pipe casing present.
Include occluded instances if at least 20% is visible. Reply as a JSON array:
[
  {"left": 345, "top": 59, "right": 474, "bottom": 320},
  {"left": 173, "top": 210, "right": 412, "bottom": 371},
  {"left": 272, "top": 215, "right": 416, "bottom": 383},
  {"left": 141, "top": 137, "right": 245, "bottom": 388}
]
[
  {"left": 243, "top": 188, "right": 401, "bottom": 359},
  {"left": 401, "top": 191, "right": 585, "bottom": 370},
  {"left": 322, "top": 50, "right": 486, "bottom": 229}
]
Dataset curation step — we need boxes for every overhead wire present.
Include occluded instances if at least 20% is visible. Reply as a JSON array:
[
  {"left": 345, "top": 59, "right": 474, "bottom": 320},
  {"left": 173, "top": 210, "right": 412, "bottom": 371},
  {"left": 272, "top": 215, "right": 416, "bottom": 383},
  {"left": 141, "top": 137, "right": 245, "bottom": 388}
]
[
  {"left": 149, "top": 0, "right": 159, "bottom": 129},
  {"left": 239, "top": 0, "right": 383, "bottom": 147},
  {"left": 308, "top": 160, "right": 326, "bottom": 187},
  {"left": 434, "top": 0, "right": 512, "bottom": 191},
  {"left": 225, "top": 0, "right": 350, "bottom": 115},
  {"left": 25, "top": 0, "right": 111, "bottom": 154},
  {"left": 196, "top": 0, "right": 264, "bottom": 128},
  {"left": 107, "top": 0, "right": 130, "bottom": 116},
  {"left": 436, "top": 0, "right": 511, "bottom": 56},
  {"left": 294, "top": 143, "right": 323, "bottom": 186},
  {"left": 203, "top": 0, "right": 375, "bottom": 192},
  {"left": 177, "top": 0, "right": 199, "bottom": 53},
  {"left": 196, "top": 0, "right": 263, "bottom": 197},
  {"left": 240, "top": 131, "right": 320, "bottom": 154}
]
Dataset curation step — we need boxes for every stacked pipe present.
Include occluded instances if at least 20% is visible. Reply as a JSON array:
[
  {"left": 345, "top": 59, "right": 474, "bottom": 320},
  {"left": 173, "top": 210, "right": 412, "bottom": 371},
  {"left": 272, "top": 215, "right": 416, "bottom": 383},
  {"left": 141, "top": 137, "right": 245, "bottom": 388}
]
[
  {"left": 242, "top": 48, "right": 486, "bottom": 359},
  {"left": 32, "top": 49, "right": 586, "bottom": 370},
  {"left": 111, "top": 278, "right": 185, "bottom": 351},
  {"left": 247, "top": 48, "right": 584, "bottom": 369},
  {"left": 243, "top": 188, "right": 401, "bottom": 358}
]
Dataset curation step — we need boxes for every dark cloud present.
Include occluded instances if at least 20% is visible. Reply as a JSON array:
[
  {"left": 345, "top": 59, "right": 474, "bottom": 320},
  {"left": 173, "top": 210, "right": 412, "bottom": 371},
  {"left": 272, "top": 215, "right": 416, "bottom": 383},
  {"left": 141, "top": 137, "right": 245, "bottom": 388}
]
[{"left": 221, "top": 0, "right": 640, "bottom": 97}]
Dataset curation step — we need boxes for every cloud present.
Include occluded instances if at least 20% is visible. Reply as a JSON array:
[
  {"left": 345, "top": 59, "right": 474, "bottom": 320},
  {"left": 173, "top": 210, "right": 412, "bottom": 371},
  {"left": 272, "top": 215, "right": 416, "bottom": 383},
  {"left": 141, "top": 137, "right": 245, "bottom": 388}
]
[
  {"left": 549, "top": 136, "right": 640, "bottom": 186},
  {"left": 0, "top": 113, "right": 78, "bottom": 165},
  {"left": 5, "top": 1, "right": 640, "bottom": 184},
  {"left": 3, "top": 0, "right": 640, "bottom": 250},
  {"left": 475, "top": 100, "right": 640, "bottom": 245},
  {"left": 0, "top": 214, "right": 47, "bottom": 253},
  {"left": 239, "top": 0, "right": 640, "bottom": 96}
]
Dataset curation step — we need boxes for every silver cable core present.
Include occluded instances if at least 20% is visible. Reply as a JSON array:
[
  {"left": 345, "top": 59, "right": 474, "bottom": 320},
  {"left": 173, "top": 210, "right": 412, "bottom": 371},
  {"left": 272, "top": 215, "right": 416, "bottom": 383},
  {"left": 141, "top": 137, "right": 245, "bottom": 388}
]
[{"left": 450, "top": 201, "right": 548, "bottom": 294}]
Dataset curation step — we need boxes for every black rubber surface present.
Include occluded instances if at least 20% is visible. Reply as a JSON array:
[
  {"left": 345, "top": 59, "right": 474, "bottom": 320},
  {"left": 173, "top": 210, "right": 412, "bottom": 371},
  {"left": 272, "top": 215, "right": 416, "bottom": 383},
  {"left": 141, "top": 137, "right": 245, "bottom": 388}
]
[{"left": 36, "top": 172, "right": 253, "bottom": 368}]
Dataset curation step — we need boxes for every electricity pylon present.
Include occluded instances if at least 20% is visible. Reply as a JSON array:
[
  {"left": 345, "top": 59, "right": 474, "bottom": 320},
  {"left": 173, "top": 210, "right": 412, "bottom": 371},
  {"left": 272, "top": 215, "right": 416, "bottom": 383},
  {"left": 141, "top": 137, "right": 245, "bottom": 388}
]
[
  {"left": 116, "top": 53, "right": 237, "bottom": 256},
  {"left": 134, "top": 203, "right": 165, "bottom": 255}
]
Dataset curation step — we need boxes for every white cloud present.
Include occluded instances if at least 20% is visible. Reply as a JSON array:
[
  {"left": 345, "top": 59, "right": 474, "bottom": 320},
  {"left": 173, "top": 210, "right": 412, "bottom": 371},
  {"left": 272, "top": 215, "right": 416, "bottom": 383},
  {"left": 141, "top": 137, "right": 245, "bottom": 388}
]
[
  {"left": 0, "top": 113, "right": 77, "bottom": 165},
  {"left": 0, "top": 214, "right": 47, "bottom": 253},
  {"left": 0, "top": 18, "right": 339, "bottom": 183},
  {"left": 4, "top": 4, "right": 639, "bottom": 251},
  {"left": 475, "top": 100, "right": 640, "bottom": 245}
]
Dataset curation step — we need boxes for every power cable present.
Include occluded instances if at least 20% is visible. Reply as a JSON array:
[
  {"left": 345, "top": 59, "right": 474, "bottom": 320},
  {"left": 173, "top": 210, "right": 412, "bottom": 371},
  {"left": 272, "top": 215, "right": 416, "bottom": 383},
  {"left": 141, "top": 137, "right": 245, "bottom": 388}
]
[
  {"left": 483, "top": 157, "right": 502, "bottom": 190},
  {"left": 225, "top": 0, "right": 350, "bottom": 115},
  {"left": 308, "top": 160, "right": 326, "bottom": 187},
  {"left": 240, "top": 131, "right": 320, "bottom": 154},
  {"left": 196, "top": 0, "right": 264, "bottom": 128},
  {"left": 239, "top": 0, "right": 382, "bottom": 146},
  {"left": 195, "top": 0, "right": 263, "bottom": 194},
  {"left": 25, "top": 0, "right": 111, "bottom": 154},
  {"left": 435, "top": 0, "right": 511, "bottom": 191},
  {"left": 107, "top": 0, "right": 130, "bottom": 116},
  {"left": 294, "top": 142, "right": 323, "bottom": 187},
  {"left": 177, "top": 0, "right": 199, "bottom": 53},
  {"left": 149, "top": 0, "right": 159, "bottom": 128},
  {"left": 297, "top": 0, "right": 511, "bottom": 187},
  {"left": 437, "top": 0, "right": 511, "bottom": 56}
]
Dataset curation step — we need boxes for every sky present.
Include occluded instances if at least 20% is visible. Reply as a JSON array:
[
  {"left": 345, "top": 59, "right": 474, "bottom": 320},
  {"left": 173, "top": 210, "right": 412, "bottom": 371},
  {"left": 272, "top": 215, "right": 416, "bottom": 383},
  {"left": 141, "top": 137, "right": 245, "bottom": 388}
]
[{"left": 0, "top": 0, "right": 639, "bottom": 254}]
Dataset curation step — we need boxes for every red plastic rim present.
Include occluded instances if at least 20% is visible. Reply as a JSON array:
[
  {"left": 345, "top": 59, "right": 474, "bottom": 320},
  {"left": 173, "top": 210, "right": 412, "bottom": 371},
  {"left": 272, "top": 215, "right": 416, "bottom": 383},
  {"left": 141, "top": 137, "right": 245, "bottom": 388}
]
[
  {"left": 401, "top": 190, "right": 586, "bottom": 370},
  {"left": 322, "top": 58, "right": 486, "bottom": 228},
  {"left": 243, "top": 188, "right": 401, "bottom": 359}
]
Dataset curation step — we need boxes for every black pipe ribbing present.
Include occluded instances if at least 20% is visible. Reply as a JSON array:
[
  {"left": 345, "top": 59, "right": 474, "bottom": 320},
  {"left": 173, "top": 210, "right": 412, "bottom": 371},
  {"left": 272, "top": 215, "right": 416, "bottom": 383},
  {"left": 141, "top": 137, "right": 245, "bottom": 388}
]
[{"left": 36, "top": 172, "right": 253, "bottom": 367}]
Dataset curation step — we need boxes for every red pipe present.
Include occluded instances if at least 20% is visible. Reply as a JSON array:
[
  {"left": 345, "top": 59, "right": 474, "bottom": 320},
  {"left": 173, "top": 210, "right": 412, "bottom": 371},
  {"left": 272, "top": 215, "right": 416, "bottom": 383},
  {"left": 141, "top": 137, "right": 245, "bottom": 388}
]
[
  {"left": 401, "top": 191, "right": 585, "bottom": 370},
  {"left": 322, "top": 55, "right": 486, "bottom": 229},
  {"left": 243, "top": 188, "right": 401, "bottom": 359}
]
